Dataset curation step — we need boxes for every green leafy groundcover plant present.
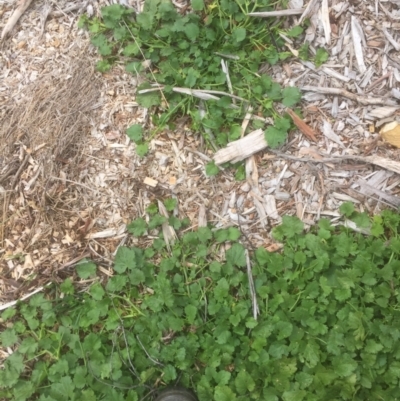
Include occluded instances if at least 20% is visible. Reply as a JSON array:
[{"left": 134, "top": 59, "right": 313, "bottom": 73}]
[
  {"left": 1, "top": 204, "right": 400, "bottom": 400},
  {"left": 78, "top": 0, "right": 314, "bottom": 160}
]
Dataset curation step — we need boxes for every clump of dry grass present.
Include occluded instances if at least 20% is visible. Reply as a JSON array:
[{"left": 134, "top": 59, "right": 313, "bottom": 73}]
[{"left": 0, "top": 50, "right": 101, "bottom": 259}]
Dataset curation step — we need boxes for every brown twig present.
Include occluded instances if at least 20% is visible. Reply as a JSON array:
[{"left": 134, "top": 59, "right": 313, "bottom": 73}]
[
  {"left": 286, "top": 108, "right": 318, "bottom": 142},
  {"left": 270, "top": 151, "right": 400, "bottom": 175},
  {"left": 1, "top": 151, "right": 30, "bottom": 247},
  {"left": 366, "top": 72, "right": 391, "bottom": 93},
  {"left": 301, "top": 86, "right": 398, "bottom": 106}
]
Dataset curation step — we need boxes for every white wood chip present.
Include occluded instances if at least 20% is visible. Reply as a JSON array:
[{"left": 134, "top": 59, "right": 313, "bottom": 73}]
[
  {"left": 383, "top": 28, "right": 400, "bottom": 51},
  {"left": 158, "top": 200, "right": 177, "bottom": 251},
  {"left": 252, "top": 196, "right": 268, "bottom": 228},
  {"left": 321, "top": 0, "right": 331, "bottom": 45},
  {"left": 322, "top": 67, "right": 350, "bottom": 82},
  {"left": 86, "top": 224, "right": 126, "bottom": 239},
  {"left": 369, "top": 106, "right": 400, "bottom": 119},
  {"left": 356, "top": 179, "right": 400, "bottom": 207},
  {"left": 322, "top": 120, "right": 345, "bottom": 147},
  {"left": 264, "top": 195, "right": 280, "bottom": 220},
  {"left": 342, "top": 220, "right": 371, "bottom": 235},
  {"left": 198, "top": 204, "right": 207, "bottom": 227},
  {"left": 351, "top": 16, "right": 367, "bottom": 73},
  {"left": 299, "top": 0, "right": 319, "bottom": 24},
  {"left": 214, "top": 129, "right": 266, "bottom": 165},
  {"left": 332, "top": 192, "right": 360, "bottom": 203},
  {"left": 144, "top": 177, "right": 158, "bottom": 187},
  {"left": 359, "top": 66, "right": 375, "bottom": 88}
]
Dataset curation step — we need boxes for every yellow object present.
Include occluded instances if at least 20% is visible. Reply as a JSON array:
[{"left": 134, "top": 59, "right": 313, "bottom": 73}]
[{"left": 380, "top": 121, "right": 400, "bottom": 148}]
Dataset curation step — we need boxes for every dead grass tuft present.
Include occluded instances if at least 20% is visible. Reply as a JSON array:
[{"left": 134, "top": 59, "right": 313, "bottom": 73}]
[{"left": 0, "top": 49, "right": 101, "bottom": 298}]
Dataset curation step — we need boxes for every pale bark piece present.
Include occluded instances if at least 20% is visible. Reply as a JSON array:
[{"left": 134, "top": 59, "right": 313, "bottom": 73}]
[
  {"left": 214, "top": 129, "right": 266, "bottom": 165},
  {"left": 356, "top": 179, "right": 400, "bottom": 207},
  {"left": 369, "top": 106, "right": 400, "bottom": 119},
  {"left": 1, "top": 0, "right": 34, "bottom": 41},
  {"left": 86, "top": 224, "right": 126, "bottom": 239},
  {"left": 246, "top": 156, "right": 259, "bottom": 187},
  {"left": 241, "top": 105, "right": 253, "bottom": 137},
  {"left": 144, "top": 177, "right": 158, "bottom": 187},
  {"left": 253, "top": 196, "right": 268, "bottom": 229},
  {"left": 246, "top": 157, "right": 268, "bottom": 228},
  {"left": 351, "top": 16, "right": 367, "bottom": 73},
  {"left": 221, "top": 60, "right": 234, "bottom": 101},
  {"left": 248, "top": 9, "right": 304, "bottom": 17},
  {"left": 322, "top": 67, "right": 350, "bottom": 82},
  {"left": 383, "top": 28, "right": 400, "bottom": 51},
  {"left": 299, "top": 0, "right": 319, "bottom": 24},
  {"left": 354, "top": 155, "right": 400, "bottom": 176},
  {"left": 364, "top": 170, "right": 393, "bottom": 194},
  {"left": 332, "top": 192, "right": 360, "bottom": 203},
  {"left": 198, "top": 204, "right": 207, "bottom": 227},
  {"left": 322, "top": 120, "right": 345, "bottom": 147},
  {"left": 158, "top": 200, "right": 177, "bottom": 251},
  {"left": 264, "top": 195, "right": 280, "bottom": 220},
  {"left": 321, "top": 0, "right": 331, "bottom": 45},
  {"left": 301, "top": 86, "right": 397, "bottom": 106},
  {"left": 342, "top": 220, "right": 371, "bottom": 235}
]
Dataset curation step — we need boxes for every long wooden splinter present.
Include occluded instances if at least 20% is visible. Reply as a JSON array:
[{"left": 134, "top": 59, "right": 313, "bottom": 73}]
[{"left": 1, "top": 0, "right": 34, "bottom": 41}]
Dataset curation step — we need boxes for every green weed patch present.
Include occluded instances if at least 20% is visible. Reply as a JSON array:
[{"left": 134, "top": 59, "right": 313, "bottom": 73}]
[
  {"left": 78, "top": 0, "right": 321, "bottom": 168},
  {"left": 1, "top": 203, "right": 400, "bottom": 400}
]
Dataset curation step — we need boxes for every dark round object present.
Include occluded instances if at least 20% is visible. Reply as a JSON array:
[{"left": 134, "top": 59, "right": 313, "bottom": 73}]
[{"left": 154, "top": 387, "right": 198, "bottom": 401}]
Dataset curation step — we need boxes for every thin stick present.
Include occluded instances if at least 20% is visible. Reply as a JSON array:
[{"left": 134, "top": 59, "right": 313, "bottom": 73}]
[
  {"left": 245, "top": 249, "right": 259, "bottom": 320},
  {"left": 136, "top": 335, "right": 164, "bottom": 367},
  {"left": 248, "top": 9, "right": 304, "bottom": 17},
  {"left": 11, "top": 153, "right": 30, "bottom": 190},
  {"left": 221, "top": 60, "right": 235, "bottom": 105},
  {"left": 49, "top": 176, "right": 98, "bottom": 192},
  {"left": 138, "top": 86, "right": 247, "bottom": 103},
  {"left": 139, "top": 389, "right": 158, "bottom": 401},
  {"left": 1, "top": 0, "right": 34, "bottom": 41},
  {"left": 271, "top": 151, "right": 400, "bottom": 175},
  {"left": 301, "top": 85, "right": 397, "bottom": 106},
  {"left": 366, "top": 72, "right": 391, "bottom": 92},
  {"left": 1, "top": 152, "right": 30, "bottom": 247},
  {"left": 0, "top": 285, "right": 49, "bottom": 311}
]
